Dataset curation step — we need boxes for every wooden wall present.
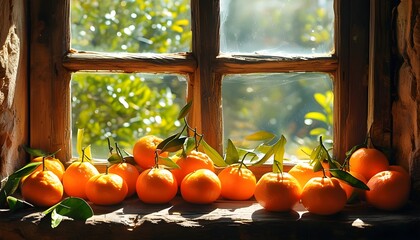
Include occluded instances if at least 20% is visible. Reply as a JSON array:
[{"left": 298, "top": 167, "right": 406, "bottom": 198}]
[
  {"left": 0, "top": 0, "right": 27, "bottom": 179},
  {"left": 393, "top": 0, "right": 420, "bottom": 198}
]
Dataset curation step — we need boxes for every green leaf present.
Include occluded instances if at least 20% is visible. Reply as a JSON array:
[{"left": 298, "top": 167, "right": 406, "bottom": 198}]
[
  {"left": 158, "top": 157, "right": 180, "bottom": 169},
  {"left": 314, "top": 93, "right": 328, "bottom": 109},
  {"left": 0, "top": 162, "right": 42, "bottom": 207},
  {"left": 330, "top": 169, "right": 370, "bottom": 190},
  {"left": 304, "top": 112, "right": 327, "bottom": 123},
  {"left": 107, "top": 153, "right": 123, "bottom": 164},
  {"left": 43, "top": 197, "right": 94, "bottom": 228},
  {"left": 272, "top": 135, "right": 287, "bottom": 173},
  {"left": 244, "top": 131, "right": 275, "bottom": 142},
  {"left": 23, "top": 145, "right": 48, "bottom": 157},
  {"left": 177, "top": 101, "right": 192, "bottom": 120},
  {"left": 309, "top": 128, "right": 327, "bottom": 136},
  {"left": 51, "top": 209, "right": 64, "bottom": 228},
  {"left": 252, "top": 142, "right": 277, "bottom": 166},
  {"left": 225, "top": 139, "right": 240, "bottom": 165},
  {"left": 162, "top": 137, "right": 187, "bottom": 153},
  {"left": 157, "top": 133, "right": 180, "bottom": 150},
  {"left": 201, "top": 140, "right": 227, "bottom": 167},
  {"left": 7, "top": 196, "right": 34, "bottom": 212},
  {"left": 183, "top": 137, "right": 196, "bottom": 155}
]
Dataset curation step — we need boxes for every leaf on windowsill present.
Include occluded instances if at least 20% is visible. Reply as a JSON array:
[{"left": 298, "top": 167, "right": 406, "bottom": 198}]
[
  {"left": 43, "top": 197, "right": 94, "bottom": 228},
  {"left": 6, "top": 196, "right": 34, "bottom": 212}
]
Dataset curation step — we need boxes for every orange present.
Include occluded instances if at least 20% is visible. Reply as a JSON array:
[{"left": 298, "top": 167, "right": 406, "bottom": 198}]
[
  {"left": 180, "top": 169, "right": 221, "bottom": 204},
  {"left": 171, "top": 150, "right": 215, "bottom": 184},
  {"left": 31, "top": 156, "right": 65, "bottom": 181},
  {"left": 136, "top": 167, "right": 178, "bottom": 204},
  {"left": 132, "top": 135, "right": 168, "bottom": 170},
  {"left": 288, "top": 162, "right": 324, "bottom": 189},
  {"left": 254, "top": 172, "right": 301, "bottom": 212},
  {"left": 337, "top": 171, "right": 367, "bottom": 200},
  {"left": 85, "top": 173, "right": 128, "bottom": 205},
  {"left": 365, "top": 170, "right": 410, "bottom": 211},
  {"left": 349, "top": 148, "right": 389, "bottom": 181},
  {"left": 109, "top": 162, "right": 139, "bottom": 198},
  {"left": 62, "top": 161, "right": 99, "bottom": 199},
  {"left": 21, "top": 170, "right": 64, "bottom": 207},
  {"left": 301, "top": 177, "right": 347, "bottom": 215},
  {"left": 218, "top": 165, "right": 256, "bottom": 200}
]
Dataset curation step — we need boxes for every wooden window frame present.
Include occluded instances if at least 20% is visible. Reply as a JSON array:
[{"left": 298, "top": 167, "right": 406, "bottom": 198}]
[{"left": 29, "top": 0, "right": 390, "bottom": 166}]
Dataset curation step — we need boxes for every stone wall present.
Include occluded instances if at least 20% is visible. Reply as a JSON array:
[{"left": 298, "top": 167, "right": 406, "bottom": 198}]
[
  {"left": 393, "top": 0, "right": 420, "bottom": 197},
  {"left": 0, "top": 0, "right": 27, "bottom": 179}
]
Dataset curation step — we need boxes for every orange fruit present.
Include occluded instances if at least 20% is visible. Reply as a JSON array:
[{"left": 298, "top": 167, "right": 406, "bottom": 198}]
[
  {"left": 21, "top": 170, "right": 64, "bottom": 207},
  {"left": 62, "top": 161, "right": 99, "bottom": 199},
  {"left": 180, "top": 169, "right": 221, "bottom": 204},
  {"left": 337, "top": 171, "right": 367, "bottom": 200},
  {"left": 218, "top": 165, "right": 256, "bottom": 200},
  {"left": 301, "top": 177, "right": 347, "bottom": 215},
  {"left": 171, "top": 150, "right": 215, "bottom": 184},
  {"left": 254, "top": 172, "right": 301, "bottom": 212},
  {"left": 85, "top": 173, "right": 128, "bottom": 205},
  {"left": 288, "top": 162, "right": 324, "bottom": 189},
  {"left": 365, "top": 170, "right": 410, "bottom": 211},
  {"left": 349, "top": 148, "right": 389, "bottom": 180},
  {"left": 108, "top": 162, "right": 140, "bottom": 198},
  {"left": 132, "top": 135, "right": 168, "bottom": 170},
  {"left": 136, "top": 167, "right": 178, "bottom": 204},
  {"left": 31, "top": 156, "right": 65, "bottom": 181}
]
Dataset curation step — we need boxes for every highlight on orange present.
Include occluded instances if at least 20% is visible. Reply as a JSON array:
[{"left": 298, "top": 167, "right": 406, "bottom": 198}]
[
  {"left": 301, "top": 177, "right": 347, "bottom": 215},
  {"left": 62, "top": 160, "right": 99, "bottom": 199},
  {"left": 21, "top": 170, "right": 64, "bottom": 207},
  {"left": 109, "top": 162, "right": 140, "bottom": 198},
  {"left": 85, "top": 172, "right": 128, "bottom": 205},
  {"left": 180, "top": 169, "right": 221, "bottom": 204},
  {"left": 349, "top": 148, "right": 389, "bottom": 181},
  {"left": 171, "top": 150, "right": 215, "bottom": 184},
  {"left": 30, "top": 156, "right": 65, "bottom": 181},
  {"left": 365, "top": 169, "right": 411, "bottom": 211},
  {"left": 132, "top": 135, "right": 168, "bottom": 170},
  {"left": 218, "top": 165, "right": 256, "bottom": 201},
  {"left": 136, "top": 167, "right": 178, "bottom": 204},
  {"left": 254, "top": 172, "right": 301, "bottom": 212},
  {"left": 288, "top": 162, "right": 324, "bottom": 189}
]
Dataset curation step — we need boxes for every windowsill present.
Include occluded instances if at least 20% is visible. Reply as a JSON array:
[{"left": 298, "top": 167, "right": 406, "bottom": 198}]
[{"left": 1, "top": 196, "right": 420, "bottom": 239}]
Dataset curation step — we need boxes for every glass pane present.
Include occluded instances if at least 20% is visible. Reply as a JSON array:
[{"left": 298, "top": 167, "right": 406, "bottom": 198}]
[
  {"left": 220, "top": 0, "right": 334, "bottom": 57},
  {"left": 71, "top": 0, "right": 191, "bottom": 53},
  {"left": 222, "top": 73, "right": 333, "bottom": 161},
  {"left": 71, "top": 73, "right": 187, "bottom": 159}
]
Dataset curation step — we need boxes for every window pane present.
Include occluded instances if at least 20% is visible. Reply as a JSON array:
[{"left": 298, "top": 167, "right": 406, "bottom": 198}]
[
  {"left": 71, "top": 0, "right": 191, "bottom": 53},
  {"left": 71, "top": 73, "right": 187, "bottom": 159},
  {"left": 220, "top": 0, "right": 334, "bottom": 57},
  {"left": 222, "top": 73, "right": 333, "bottom": 161}
]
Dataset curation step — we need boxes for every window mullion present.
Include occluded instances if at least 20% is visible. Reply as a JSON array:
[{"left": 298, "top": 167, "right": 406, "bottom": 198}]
[{"left": 190, "top": 0, "right": 223, "bottom": 153}]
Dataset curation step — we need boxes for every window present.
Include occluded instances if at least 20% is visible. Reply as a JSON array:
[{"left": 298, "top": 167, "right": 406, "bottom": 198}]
[{"left": 29, "top": 0, "right": 370, "bottom": 164}]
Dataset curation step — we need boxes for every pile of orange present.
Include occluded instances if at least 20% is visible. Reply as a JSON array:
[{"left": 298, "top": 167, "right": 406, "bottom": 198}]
[{"left": 18, "top": 137, "right": 412, "bottom": 216}]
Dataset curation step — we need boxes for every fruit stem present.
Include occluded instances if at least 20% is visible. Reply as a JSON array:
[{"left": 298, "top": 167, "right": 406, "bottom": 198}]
[
  {"left": 115, "top": 142, "right": 124, "bottom": 163},
  {"left": 107, "top": 138, "right": 114, "bottom": 155},
  {"left": 154, "top": 150, "right": 159, "bottom": 168},
  {"left": 42, "top": 156, "right": 46, "bottom": 171}
]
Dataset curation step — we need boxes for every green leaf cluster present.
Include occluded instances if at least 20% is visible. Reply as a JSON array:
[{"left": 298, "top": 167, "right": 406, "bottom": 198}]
[{"left": 308, "top": 136, "right": 369, "bottom": 190}]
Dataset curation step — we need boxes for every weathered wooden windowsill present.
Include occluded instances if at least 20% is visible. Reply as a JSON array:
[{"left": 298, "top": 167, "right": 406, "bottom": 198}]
[{"left": 1, "top": 197, "right": 420, "bottom": 240}]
